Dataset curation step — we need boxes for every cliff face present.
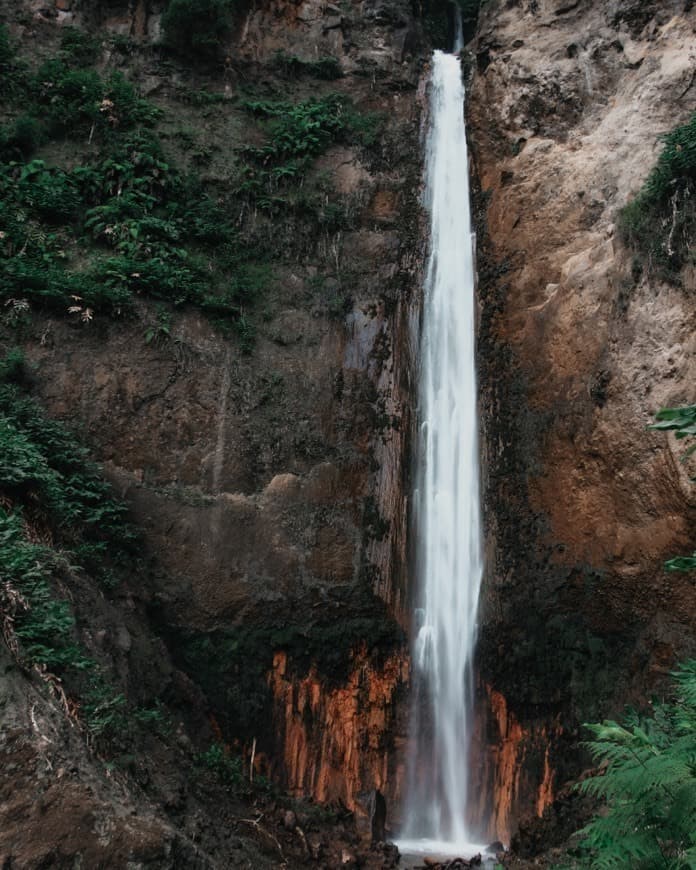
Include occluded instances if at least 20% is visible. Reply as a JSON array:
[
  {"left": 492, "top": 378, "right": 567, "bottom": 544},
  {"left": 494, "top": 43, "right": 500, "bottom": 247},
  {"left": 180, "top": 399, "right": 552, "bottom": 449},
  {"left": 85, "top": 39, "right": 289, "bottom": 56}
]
[
  {"left": 468, "top": 0, "right": 696, "bottom": 842},
  {"left": 3, "top": 0, "right": 696, "bottom": 861},
  {"left": 1, "top": 0, "right": 426, "bottom": 850}
]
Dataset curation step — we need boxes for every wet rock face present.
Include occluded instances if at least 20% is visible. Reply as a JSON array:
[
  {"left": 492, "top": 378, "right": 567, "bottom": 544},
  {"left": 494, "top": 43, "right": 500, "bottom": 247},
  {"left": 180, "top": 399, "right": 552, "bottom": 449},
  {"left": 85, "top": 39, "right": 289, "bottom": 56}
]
[
  {"left": 468, "top": 0, "right": 696, "bottom": 842},
  {"left": 7, "top": 0, "right": 425, "bottom": 824},
  {"left": 267, "top": 650, "right": 409, "bottom": 813}
]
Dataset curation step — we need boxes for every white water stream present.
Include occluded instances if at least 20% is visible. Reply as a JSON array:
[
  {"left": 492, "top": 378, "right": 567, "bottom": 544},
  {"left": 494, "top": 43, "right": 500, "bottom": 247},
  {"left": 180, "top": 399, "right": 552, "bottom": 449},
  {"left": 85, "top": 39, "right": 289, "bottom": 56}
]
[{"left": 398, "top": 41, "right": 485, "bottom": 859}]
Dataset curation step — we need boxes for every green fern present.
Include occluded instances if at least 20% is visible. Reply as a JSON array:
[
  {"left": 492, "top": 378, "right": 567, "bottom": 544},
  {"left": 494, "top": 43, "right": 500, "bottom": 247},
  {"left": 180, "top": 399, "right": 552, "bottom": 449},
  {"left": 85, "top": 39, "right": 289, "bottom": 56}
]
[{"left": 576, "top": 661, "right": 696, "bottom": 869}]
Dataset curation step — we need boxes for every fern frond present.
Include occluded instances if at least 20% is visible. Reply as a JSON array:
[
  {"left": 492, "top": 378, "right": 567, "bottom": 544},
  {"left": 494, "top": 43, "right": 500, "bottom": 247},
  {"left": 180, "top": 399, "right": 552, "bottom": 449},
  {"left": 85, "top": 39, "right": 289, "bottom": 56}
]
[{"left": 576, "top": 660, "right": 696, "bottom": 869}]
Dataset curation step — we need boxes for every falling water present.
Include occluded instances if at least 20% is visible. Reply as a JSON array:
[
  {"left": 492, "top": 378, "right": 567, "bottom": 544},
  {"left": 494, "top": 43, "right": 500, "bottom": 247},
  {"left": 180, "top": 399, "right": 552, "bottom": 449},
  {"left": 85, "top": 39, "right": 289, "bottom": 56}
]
[{"left": 398, "top": 35, "right": 485, "bottom": 859}]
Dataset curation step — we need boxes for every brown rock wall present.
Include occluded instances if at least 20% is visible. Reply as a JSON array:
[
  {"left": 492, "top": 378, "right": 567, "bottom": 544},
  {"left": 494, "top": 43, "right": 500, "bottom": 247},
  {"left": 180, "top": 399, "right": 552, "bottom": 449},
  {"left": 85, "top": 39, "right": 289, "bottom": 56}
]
[
  {"left": 469, "top": 0, "right": 696, "bottom": 842},
  {"left": 2, "top": 0, "right": 427, "bottom": 823},
  {"left": 267, "top": 649, "right": 409, "bottom": 816}
]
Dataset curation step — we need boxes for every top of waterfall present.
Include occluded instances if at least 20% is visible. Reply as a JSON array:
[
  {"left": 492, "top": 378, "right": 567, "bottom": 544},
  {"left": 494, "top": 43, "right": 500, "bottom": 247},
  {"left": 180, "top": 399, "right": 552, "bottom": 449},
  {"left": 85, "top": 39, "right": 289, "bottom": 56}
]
[{"left": 453, "top": 4, "right": 464, "bottom": 53}]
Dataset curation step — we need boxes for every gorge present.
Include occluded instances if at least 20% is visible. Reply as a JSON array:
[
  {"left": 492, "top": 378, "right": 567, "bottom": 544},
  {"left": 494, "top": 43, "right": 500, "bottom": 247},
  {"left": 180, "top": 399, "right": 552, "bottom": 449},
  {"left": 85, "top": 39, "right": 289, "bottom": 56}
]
[{"left": 0, "top": 0, "right": 695, "bottom": 868}]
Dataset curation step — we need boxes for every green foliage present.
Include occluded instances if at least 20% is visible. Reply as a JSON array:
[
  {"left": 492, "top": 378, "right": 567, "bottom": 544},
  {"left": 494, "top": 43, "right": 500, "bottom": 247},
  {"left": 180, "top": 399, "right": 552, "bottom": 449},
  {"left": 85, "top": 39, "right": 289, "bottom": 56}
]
[
  {"left": 650, "top": 405, "right": 696, "bottom": 455},
  {"left": 619, "top": 112, "right": 696, "bottom": 282},
  {"left": 0, "top": 130, "right": 267, "bottom": 341},
  {"left": 0, "top": 356, "right": 170, "bottom": 749},
  {"left": 162, "top": 0, "right": 235, "bottom": 60},
  {"left": 197, "top": 743, "right": 245, "bottom": 789},
  {"left": 649, "top": 405, "right": 696, "bottom": 572},
  {"left": 243, "top": 94, "right": 348, "bottom": 159},
  {"left": 59, "top": 27, "right": 101, "bottom": 67},
  {"left": 82, "top": 676, "right": 171, "bottom": 744},
  {"left": 144, "top": 307, "right": 173, "bottom": 345},
  {"left": 0, "top": 508, "right": 92, "bottom": 671},
  {"left": 0, "top": 24, "right": 281, "bottom": 348},
  {"left": 0, "top": 24, "right": 28, "bottom": 102},
  {"left": 239, "top": 95, "right": 382, "bottom": 213},
  {"left": 576, "top": 661, "right": 696, "bottom": 869},
  {"left": 271, "top": 51, "right": 343, "bottom": 81},
  {"left": 0, "top": 114, "right": 43, "bottom": 160},
  {"left": 16, "top": 160, "right": 81, "bottom": 222},
  {"left": 0, "top": 359, "right": 136, "bottom": 573},
  {"left": 35, "top": 62, "right": 103, "bottom": 133},
  {"left": 33, "top": 60, "right": 160, "bottom": 136},
  {"left": 0, "top": 347, "right": 27, "bottom": 384},
  {"left": 81, "top": 677, "right": 129, "bottom": 738}
]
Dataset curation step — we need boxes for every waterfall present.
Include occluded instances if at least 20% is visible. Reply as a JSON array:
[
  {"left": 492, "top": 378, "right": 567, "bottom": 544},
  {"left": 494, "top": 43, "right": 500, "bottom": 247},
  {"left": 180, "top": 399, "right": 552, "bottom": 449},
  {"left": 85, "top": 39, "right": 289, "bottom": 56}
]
[{"left": 398, "top": 40, "right": 485, "bottom": 858}]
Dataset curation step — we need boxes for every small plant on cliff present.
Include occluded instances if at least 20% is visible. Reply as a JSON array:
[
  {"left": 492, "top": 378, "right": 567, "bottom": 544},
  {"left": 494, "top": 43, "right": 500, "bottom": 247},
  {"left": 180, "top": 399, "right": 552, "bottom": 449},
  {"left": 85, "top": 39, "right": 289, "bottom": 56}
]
[
  {"left": 161, "top": 0, "right": 234, "bottom": 60},
  {"left": 59, "top": 26, "right": 101, "bottom": 67},
  {"left": 0, "top": 24, "right": 28, "bottom": 102},
  {"left": 575, "top": 660, "right": 696, "bottom": 869},
  {"left": 0, "top": 509, "right": 92, "bottom": 672},
  {"left": 33, "top": 61, "right": 160, "bottom": 136},
  {"left": 619, "top": 111, "right": 696, "bottom": 282},
  {"left": 239, "top": 95, "right": 382, "bottom": 212},
  {"left": 270, "top": 51, "right": 343, "bottom": 81},
  {"left": 0, "top": 355, "right": 136, "bottom": 574},
  {"left": 198, "top": 744, "right": 245, "bottom": 786},
  {"left": 648, "top": 404, "right": 696, "bottom": 572}
]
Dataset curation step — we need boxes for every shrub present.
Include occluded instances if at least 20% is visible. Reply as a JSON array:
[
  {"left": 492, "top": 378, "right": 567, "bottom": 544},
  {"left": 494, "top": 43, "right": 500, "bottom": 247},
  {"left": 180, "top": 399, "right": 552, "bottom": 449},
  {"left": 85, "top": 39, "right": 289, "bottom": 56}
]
[
  {"left": 619, "top": 112, "right": 696, "bottom": 281},
  {"left": 60, "top": 26, "right": 101, "bottom": 67},
  {"left": 239, "top": 95, "right": 381, "bottom": 213},
  {"left": 271, "top": 51, "right": 343, "bottom": 81},
  {"left": 161, "top": 0, "right": 234, "bottom": 60},
  {"left": 0, "top": 508, "right": 92, "bottom": 672},
  {"left": 0, "top": 377, "right": 136, "bottom": 562},
  {"left": 36, "top": 62, "right": 103, "bottom": 133},
  {"left": 33, "top": 61, "right": 159, "bottom": 137},
  {"left": 576, "top": 660, "right": 696, "bottom": 868},
  {"left": 104, "top": 72, "right": 162, "bottom": 128},
  {"left": 0, "top": 24, "right": 29, "bottom": 103},
  {"left": 17, "top": 161, "right": 81, "bottom": 223},
  {"left": 81, "top": 677, "right": 129, "bottom": 739},
  {"left": 0, "top": 348, "right": 27, "bottom": 384},
  {"left": 198, "top": 744, "right": 246, "bottom": 790},
  {"left": 0, "top": 114, "right": 43, "bottom": 160}
]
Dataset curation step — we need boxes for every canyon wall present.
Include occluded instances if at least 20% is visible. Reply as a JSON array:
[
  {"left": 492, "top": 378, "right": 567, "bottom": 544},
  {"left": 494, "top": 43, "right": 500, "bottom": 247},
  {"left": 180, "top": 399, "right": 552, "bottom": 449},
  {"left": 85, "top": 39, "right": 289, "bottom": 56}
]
[
  {"left": 3, "top": 0, "right": 696, "bottom": 860},
  {"left": 1, "top": 0, "right": 428, "bottom": 836},
  {"left": 468, "top": 0, "right": 696, "bottom": 842}
]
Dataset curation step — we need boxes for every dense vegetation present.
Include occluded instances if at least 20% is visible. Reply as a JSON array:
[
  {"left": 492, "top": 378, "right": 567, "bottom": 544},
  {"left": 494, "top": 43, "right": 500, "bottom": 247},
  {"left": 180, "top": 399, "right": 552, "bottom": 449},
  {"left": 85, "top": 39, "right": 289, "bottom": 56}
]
[
  {"left": 619, "top": 111, "right": 696, "bottom": 282},
  {"left": 573, "top": 661, "right": 696, "bottom": 869},
  {"left": 0, "top": 24, "right": 260, "bottom": 347},
  {"left": 0, "top": 350, "right": 169, "bottom": 745},
  {"left": 0, "top": 23, "right": 380, "bottom": 351}
]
